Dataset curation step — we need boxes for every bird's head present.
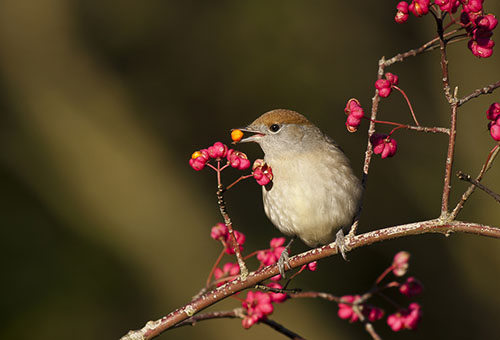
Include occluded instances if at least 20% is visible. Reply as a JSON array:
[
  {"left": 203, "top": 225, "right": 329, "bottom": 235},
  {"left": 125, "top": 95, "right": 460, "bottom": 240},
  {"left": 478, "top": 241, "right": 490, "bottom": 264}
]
[{"left": 234, "top": 109, "right": 322, "bottom": 157}]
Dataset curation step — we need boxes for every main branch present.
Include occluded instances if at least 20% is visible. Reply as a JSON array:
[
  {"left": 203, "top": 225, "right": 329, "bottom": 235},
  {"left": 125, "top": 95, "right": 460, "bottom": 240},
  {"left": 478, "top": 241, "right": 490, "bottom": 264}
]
[{"left": 120, "top": 220, "right": 500, "bottom": 340}]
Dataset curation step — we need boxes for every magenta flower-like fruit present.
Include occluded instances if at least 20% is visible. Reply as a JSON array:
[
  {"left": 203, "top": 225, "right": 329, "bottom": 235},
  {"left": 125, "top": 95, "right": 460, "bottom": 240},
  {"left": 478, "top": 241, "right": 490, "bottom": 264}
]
[{"left": 370, "top": 134, "right": 398, "bottom": 158}]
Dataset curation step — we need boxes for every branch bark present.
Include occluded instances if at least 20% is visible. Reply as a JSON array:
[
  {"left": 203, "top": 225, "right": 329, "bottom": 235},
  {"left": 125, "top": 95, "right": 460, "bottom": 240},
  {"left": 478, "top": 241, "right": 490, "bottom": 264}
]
[{"left": 120, "top": 219, "right": 500, "bottom": 340}]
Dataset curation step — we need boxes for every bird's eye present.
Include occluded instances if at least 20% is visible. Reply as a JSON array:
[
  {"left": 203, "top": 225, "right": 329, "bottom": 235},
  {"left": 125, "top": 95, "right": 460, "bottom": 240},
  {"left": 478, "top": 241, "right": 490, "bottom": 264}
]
[{"left": 269, "top": 124, "right": 281, "bottom": 133}]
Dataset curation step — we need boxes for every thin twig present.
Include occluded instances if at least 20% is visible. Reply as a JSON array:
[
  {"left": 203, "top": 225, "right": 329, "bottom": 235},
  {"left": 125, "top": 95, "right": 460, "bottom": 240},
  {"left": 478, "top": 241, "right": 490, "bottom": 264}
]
[
  {"left": 435, "top": 12, "right": 459, "bottom": 218},
  {"left": 255, "top": 284, "right": 302, "bottom": 294},
  {"left": 217, "top": 185, "right": 248, "bottom": 279},
  {"left": 172, "top": 308, "right": 245, "bottom": 328},
  {"left": 451, "top": 144, "right": 500, "bottom": 219},
  {"left": 351, "top": 305, "right": 383, "bottom": 340},
  {"left": 457, "top": 80, "right": 500, "bottom": 107},
  {"left": 289, "top": 291, "right": 340, "bottom": 303},
  {"left": 441, "top": 102, "right": 458, "bottom": 217},
  {"left": 261, "top": 318, "right": 307, "bottom": 340},
  {"left": 384, "top": 27, "right": 462, "bottom": 67},
  {"left": 173, "top": 306, "right": 306, "bottom": 339},
  {"left": 360, "top": 56, "right": 385, "bottom": 209},
  {"left": 456, "top": 171, "right": 500, "bottom": 204}
]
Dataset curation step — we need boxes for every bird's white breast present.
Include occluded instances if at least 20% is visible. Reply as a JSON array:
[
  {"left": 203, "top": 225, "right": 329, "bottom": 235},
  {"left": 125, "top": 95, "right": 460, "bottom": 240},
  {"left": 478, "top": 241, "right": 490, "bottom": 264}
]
[{"left": 262, "top": 146, "right": 362, "bottom": 247}]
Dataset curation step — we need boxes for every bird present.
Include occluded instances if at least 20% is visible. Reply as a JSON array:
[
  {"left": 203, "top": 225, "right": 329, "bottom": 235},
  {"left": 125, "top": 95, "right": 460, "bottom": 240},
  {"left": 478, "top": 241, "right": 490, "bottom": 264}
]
[{"left": 236, "top": 109, "right": 363, "bottom": 276}]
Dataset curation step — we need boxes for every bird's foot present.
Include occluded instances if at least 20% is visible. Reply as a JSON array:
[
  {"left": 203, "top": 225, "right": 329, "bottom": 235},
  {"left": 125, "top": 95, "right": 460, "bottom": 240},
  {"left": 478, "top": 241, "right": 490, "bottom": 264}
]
[
  {"left": 335, "top": 229, "right": 350, "bottom": 261},
  {"left": 277, "top": 238, "right": 295, "bottom": 278},
  {"left": 277, "top": 248, "right": 290, "bottom": 278}
]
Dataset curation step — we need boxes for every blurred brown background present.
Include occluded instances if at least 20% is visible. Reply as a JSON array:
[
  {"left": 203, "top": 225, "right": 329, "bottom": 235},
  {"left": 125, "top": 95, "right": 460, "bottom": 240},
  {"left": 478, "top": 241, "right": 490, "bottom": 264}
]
[{"left": 0, "top": 1, "right": 499, "bottom": 339}]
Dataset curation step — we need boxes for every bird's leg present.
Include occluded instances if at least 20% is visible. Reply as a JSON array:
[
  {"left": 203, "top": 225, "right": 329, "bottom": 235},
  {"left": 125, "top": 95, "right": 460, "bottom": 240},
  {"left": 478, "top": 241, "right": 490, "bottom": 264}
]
[
  {"left": 277, "top": 237, "right": 295, "bottom": 278},
  {"left": 335, "top": 228, "right": 349, "bottom": 261}
]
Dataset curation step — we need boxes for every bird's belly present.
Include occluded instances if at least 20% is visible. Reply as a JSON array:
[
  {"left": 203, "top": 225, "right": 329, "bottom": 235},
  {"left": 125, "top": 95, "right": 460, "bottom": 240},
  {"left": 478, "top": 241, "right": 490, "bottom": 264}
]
[{"left": 262, "top": 181, "right": 343, "bottom": 247}]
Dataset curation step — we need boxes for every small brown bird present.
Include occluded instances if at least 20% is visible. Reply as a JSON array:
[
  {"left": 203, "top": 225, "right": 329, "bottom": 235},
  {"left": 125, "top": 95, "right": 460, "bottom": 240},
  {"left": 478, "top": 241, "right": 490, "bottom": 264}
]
[{"left": 237, "top": 109, "right": 363, "bottom": 275}]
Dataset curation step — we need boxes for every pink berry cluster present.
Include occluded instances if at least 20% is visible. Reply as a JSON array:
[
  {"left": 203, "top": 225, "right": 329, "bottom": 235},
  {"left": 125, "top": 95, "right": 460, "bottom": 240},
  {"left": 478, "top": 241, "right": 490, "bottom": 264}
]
[
  {"left": 241, "top": 260, "right": 317, "bottom": 329},
  {"left": 211, "top": 222, "right": 246, "bottom": 255},
  {"left": 462, "top": 7, "right": 498, "bottom": 58},
  {"left": 345, "top": 72, "right": 408, "bottom": 158},
  {"left": 189, "top": 142, "right": 250, "bottom": 171},
  {"left": 208, "top": 225, "right": 318, "bottom": 328},
  {"left": 241, "top": 279, "right": 293, "bottom": 328},
  {"left": 387, "top": 302, "right": 423, "bottom": 331},
  {"left": 375, "top": 72, "right": 399, "bottom": 98},
  {"left": 487, "top": 102, "right": 500, "bottom": 141},
  {"left": 395, "top": 0, "right": 497, "bottom": 58},
  {"left": 256, "top": 237, "right": 317, "bottom": 281},
  {"left": 337, "top": 251, "right": 424, "bottom": 332},
  {"left": 213, "top": 262, "right": 240, "bottom": 287},
  {"left": 189, "top": 141, "right": 273, "bottom": 187},
  {"left": 337, "top": 295, "right": 385, "bottom": 323}
]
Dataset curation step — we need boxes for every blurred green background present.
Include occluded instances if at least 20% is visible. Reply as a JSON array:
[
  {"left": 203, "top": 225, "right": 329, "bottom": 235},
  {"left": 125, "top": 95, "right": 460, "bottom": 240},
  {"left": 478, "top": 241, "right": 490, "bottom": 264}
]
[{"left": 0, "top": 1, "right": 499, "bottom": 339}]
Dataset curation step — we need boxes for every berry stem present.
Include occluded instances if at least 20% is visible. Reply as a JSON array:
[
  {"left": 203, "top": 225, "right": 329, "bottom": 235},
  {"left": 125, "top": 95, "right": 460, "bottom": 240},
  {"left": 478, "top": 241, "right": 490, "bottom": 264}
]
[
  {"left": 243, "top": 249, "right": 261, "bottom": 260},
  {"left": 374, "top": 265, "right": 394, "bottom": 285},
  {"left": 206, "top": 248, "right": 227, "bottom": 288},
  {"left": 226, "top": 174, "right": 254, "bottom": 191},
  {"left": 393, "top": 85, "right": 420, "bottom": 126}
]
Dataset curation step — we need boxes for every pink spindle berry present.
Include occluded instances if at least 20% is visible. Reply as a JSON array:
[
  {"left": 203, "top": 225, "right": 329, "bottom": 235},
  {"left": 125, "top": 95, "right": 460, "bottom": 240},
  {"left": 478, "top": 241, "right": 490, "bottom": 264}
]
[
  {"left": 387, "top": 303, "right": 422, "bottom": 331},
  {"left": 242, "top": 291, "right": 274, "bottom": 329},
  {"left": 385, "top": 72, "right": 399, "bottom": 85},
  {"left": 210, "top": 222, "right": 228, "bottom": 240},
  {"left": 337, "top": 295, "right": 361, "bottom": 323},
  {"left": 267, "top": 282, "right": 288, "bottom": 303},
  {"left": 392, "top": 251, "right": 410, "bottom": 276},
  {"left": 404, "top": 303, "right": 422, "bottom": 330},
  {"left": 226, "top": 149, "right": 251, "bottom": 170},
  {"left": 477, "top": 14, "right": 498, "bottom": 31},
  {"left": 344, "top": 98, "right": 365, "bottom": 132},
  {"left": 468, "top": 37, "right": 495, "bottom": 58},
  {"left": 257, "top": 237, "right": 286, "bottom": 266},
  {"left": 375, "top": 73, "right": 399, "bottom": 98},
  {"left": 435, "top": 0, "right": 459, "bottom": 13},
  {"left": 408, "top": 0, "right": 429, "bottom": 17},
  {"left": 307, "top": 261, "right": 318, "bottom": 271},
  {"left": 207, "top": 141, "right": 228, "bottom": 159},
  {"left": 370, "top": 134, "right": 398, "bottom": 159},
  {"left": 252, "top": 159, "right": 273, "bottom": 186},
  {"left": 211, "top": 222, "right": 246, "bottom": 255},
  {"left": 213, "top": 262, "right": 240, "bottom": 286},
  {"left": 395, "top": 1, "right": 409, "bottom": 23},
  {"left": 375, "top": 79, "right": 392, "bottom": 98},
  {"left": 463, "top": 0, "right": 483, "bottom": 13},
  {"left": 364, "top": 306, "right": 385, "bottom": 322},
  {"left": 487, "top": 102, "right": 500, "bottom": 121},
  {"left": 489, "top": 118, "right": 500, "bottom": 141},
  {"left": 399, "top": 276, "right": 424, "bottom": 297},
  {"left": 189, "top": 149, "right": 210, "bottom": 171},
  {"left": 463, "top": 10, "right": 496, "bottom": 58}
]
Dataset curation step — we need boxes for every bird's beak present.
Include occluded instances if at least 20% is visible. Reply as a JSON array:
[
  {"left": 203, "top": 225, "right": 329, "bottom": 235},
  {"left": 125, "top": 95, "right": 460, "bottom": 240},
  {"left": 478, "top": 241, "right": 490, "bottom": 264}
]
[{"left": 232, "top": 127, "right": 265, "bottom": 143}]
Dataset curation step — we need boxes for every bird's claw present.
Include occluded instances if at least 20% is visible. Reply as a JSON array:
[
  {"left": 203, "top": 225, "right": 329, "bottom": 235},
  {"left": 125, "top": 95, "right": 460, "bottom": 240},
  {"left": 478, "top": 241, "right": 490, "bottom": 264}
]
[
  {"left": 277, "top": 248, "right": 290, "bottom": 278},
  {"left": 336, "top": 228, "right": 349, "bottom": 261}
]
